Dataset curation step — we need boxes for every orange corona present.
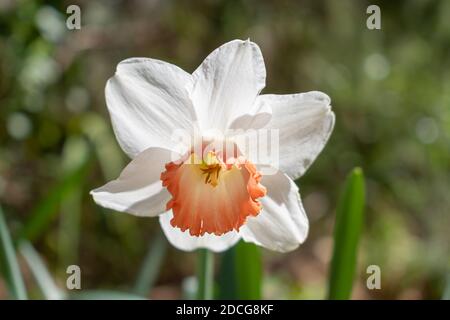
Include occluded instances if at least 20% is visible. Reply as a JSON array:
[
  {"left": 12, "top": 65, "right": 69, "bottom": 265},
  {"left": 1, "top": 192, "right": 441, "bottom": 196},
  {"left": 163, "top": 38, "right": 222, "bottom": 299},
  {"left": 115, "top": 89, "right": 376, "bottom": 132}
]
[{"left": 161, "top": 151, "right": 266, "bottom": 236}]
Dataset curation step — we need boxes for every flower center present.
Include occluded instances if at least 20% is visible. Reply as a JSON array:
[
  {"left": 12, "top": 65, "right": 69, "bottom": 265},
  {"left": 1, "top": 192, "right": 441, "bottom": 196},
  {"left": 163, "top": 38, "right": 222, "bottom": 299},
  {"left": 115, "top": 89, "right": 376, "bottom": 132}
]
[
  {"left": 199, "top": 152, "right": 222, "bottom": 187},
  {"left": 160, "top": 151, "right": 266, "bottom": 236}
]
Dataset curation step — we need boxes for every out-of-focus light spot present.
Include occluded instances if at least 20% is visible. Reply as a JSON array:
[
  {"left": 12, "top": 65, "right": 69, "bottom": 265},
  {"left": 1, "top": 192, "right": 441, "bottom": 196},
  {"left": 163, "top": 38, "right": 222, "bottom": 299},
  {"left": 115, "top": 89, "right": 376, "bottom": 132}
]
[
  {"left": 19, "top": 55, "right": 60, "bottom": 89},
  {"left": 415, "top": 117, "right": 439, "bottom": 144},
  {"left": 181, "top": 276, "right": 197, "bottom": 300},
  {"left": 7, "top": 112, "right": 32, "bottom": 140},
  {"left": 35, "top": 6, "right": 66, "bottom": 43},
  {"left": 66, "top": 86, "right": 90, "bottom": 113},
  {"left": 62, "top": 137, "right": 90, "bottom": 172},
  {"left": 364, "top": 53, "right": 390, "bottom": 80}
]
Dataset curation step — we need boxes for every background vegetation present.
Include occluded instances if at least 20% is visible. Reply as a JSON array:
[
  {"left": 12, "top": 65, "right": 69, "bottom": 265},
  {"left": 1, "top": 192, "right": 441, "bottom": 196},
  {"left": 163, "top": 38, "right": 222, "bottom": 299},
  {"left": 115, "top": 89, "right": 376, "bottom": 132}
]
[{"left": 0, "top": 0, "right": 449, "bottom": 299}]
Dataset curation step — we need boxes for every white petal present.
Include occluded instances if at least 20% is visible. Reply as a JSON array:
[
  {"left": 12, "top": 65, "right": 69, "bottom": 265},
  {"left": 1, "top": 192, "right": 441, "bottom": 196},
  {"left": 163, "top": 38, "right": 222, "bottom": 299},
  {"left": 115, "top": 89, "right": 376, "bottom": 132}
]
[
  {"left": 106, "top": 58, "right": 197, "bottom": 158},
  {"left": 240, "top": 171, "right": 308, "bottom": 252},
  {"left": 159, "top": 211, "right": 241, "bottom": 252},
  {"left": 228, "top": 96, "right": 272, "bottom": 130},
  {"left": 260, "top": 91, "right": 335, "bottom": 180},
  {"left": 90, "top": 147, "right": 178, "bottom": 217},
  {"left": 189, "top": 39, "right": 266, "bottom": 132}
]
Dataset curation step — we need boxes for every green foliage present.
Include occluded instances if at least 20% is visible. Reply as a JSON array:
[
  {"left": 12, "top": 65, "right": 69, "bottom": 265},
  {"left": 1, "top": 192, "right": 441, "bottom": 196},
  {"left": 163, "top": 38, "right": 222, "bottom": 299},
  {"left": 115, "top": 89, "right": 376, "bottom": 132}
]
[
  {"left": 0, "top": 0, "right": 448, "bottom": 299},
  {"left": 197, "top": 249, "right": 214, "bottom": 300},
  {"left": 218, "top": 241, "right": 262, "bottom": 299},
  {"left": 0, "top": 206, "right": 27, "bottom": 300},
  {"left": 17, "top": 152, "right": 92, "bottom": 242},
  {"left": 69, "top": 291, "right": 145, "bottom": 300},
  {"left": 19, "top": 241, "right": 65, "bottom": 300},
  {"left": 328, "top": 168, "right": 365, "bottom": 300},
  {"left": 133, "top": 230, "right": 168, "bottom": 296}
]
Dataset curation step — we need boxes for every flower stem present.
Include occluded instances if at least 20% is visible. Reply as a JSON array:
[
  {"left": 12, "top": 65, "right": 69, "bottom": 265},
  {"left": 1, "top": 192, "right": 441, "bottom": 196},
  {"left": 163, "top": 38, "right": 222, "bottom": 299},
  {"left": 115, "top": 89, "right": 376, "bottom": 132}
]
[{"left": 196, "top": 249, "right": 214, "bottom": 300}]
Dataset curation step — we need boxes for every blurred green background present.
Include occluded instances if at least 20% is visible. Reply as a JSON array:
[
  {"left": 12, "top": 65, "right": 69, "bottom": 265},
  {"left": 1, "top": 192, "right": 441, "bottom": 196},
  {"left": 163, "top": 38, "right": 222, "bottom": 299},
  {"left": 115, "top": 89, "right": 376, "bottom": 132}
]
[{"left": 0, "top": 0, "right": 449, "bottom": 299}]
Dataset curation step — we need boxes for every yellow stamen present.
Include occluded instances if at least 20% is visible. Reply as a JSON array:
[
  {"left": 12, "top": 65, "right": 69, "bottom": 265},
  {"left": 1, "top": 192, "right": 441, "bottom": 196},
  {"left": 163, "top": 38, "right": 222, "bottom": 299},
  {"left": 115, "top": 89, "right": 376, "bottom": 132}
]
[{"left": 199, "top": 152, "right": 221, "bottom": 187}]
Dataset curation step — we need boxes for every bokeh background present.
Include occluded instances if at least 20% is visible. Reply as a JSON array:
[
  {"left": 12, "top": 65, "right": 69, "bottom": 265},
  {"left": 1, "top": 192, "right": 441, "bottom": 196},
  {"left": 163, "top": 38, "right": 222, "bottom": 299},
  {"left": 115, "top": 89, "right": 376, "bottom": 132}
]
[{"left": 0, "top": 0, "right": 449, "bottom": 299}]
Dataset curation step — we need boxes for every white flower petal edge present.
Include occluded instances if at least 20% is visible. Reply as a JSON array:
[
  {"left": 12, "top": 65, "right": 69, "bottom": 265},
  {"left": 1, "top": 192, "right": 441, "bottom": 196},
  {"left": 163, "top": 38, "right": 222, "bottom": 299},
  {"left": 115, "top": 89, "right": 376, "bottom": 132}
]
[
  {"left": 159, "top": 211, "right": 241, "bottom": 252},
  {"left": 259, "top": 91, "right": 335, "bottom": 180},
  {"left": 90, "top": 147, "right": 179, "bottom": 217},
  {"left": 189, "top": 39, "right": 266, "bottom": 132},
  {"left": 106, "top": 58, "right": 197, "bottom": 158},
  {"left": 240, "top": 170, "right": 308, "bottom": 252},
  {"left": 228, "top": 96, "right": 272, "bottom": 130}
]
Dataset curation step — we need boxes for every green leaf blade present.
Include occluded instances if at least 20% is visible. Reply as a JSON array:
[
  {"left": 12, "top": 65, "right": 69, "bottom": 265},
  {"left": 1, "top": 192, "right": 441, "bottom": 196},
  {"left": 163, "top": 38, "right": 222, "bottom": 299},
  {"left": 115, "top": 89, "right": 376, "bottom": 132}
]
[
  {"left": 235, "top": 241, "right": 262, "bottom": 299},
  {"left": 133, "top": 230, "right": 167, "bottom": 297},
  {"left": 18, "top": 137, "right": 92, "bottom": 242},
  {"left": 328, "top": 167, "right": 366, "bottom": 300},
  {"left": 197, "top": 249, "right": 214, "bottom": 300},
  {"left": 218, "top": 241, "right": 262, "bottom": 299},
  {"left": 19, "top": 241, "right": 65, "bottom": 300},
  {"left": 0, "top": 206, "right": 28, "bottom": 300}
]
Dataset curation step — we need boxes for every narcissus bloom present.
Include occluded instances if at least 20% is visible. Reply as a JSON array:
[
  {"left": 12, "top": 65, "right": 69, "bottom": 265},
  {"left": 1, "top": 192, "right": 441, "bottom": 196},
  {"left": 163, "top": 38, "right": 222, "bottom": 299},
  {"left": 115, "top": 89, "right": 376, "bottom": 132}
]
[{"left": 91, "top": 39, "right": 334, "bottom": 252}]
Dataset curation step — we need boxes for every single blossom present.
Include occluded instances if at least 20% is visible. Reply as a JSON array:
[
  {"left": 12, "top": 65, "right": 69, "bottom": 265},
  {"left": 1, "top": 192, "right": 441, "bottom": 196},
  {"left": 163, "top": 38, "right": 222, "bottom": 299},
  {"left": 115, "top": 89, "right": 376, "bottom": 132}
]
[{"left": 91, "top": 39, "right": 334, "bottom": 252}]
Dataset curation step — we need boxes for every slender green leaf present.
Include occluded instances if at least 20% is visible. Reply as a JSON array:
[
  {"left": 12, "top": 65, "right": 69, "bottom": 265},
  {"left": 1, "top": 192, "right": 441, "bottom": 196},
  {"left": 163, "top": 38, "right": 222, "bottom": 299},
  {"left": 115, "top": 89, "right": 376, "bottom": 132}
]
[
  {"left": 0, "top": 206, "right": 27, "bottom": 300},
  {"left": 17, "top": 150, "right": 92, "bottom": 242},
  {"left": 19, "top": 241, "right": 65, "bottom": 300},
  {"left": 218, "top": 241, "right": 262, "bottom": 299},
  {"left": 328, "top": 167, "right": 365, "bottom": 300},
  {"left": 197, "top": 249, "right": 214, "bottom": 300},
  {"left": 218, "top": 247, "right": 237, "bottom": 299},
  {"left": 133, "top": 230, "right": 167, "bottom": 296},
  {"left": 235, "top": 241, "right": 262, "bottom": 299},
  {"left": 57, "top": 137, "right": 88, "bottom": 267},
  {"left": 57, "top": 188, "right": 81, "bottom": 268}
]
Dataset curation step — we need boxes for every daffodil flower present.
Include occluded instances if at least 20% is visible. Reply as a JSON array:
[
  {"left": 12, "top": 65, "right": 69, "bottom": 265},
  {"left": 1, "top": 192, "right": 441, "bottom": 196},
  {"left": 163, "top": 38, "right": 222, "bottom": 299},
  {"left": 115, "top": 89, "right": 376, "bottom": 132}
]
[{"left": 90, "top": 39, "right": 334, "bottom": 253}]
